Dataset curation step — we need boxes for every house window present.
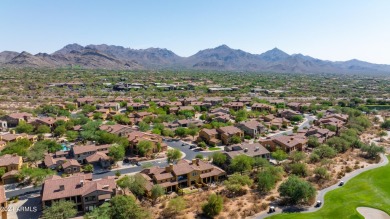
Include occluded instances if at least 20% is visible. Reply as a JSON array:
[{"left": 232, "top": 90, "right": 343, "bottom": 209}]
[{"left": 192, "top": 172, "right": 197, "bottom": 176}]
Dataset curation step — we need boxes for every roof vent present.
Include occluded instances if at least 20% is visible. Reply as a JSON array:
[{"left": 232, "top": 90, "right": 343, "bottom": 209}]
[{"left": 102, "top": 185, "right": 109, "bottom": 190}]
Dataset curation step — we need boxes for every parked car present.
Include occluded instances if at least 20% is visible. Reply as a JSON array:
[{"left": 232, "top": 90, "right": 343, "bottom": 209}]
[
  {"left": 339, "top": 181, "right": 344, "bottom": 186},
  {"left": 269, "top": 206, "right": 275, "bottom": 213},
  {"left": 136, "top": 162, "right": 141, "bottom": 166},
  {"left": 182, "top": 143, "right": 187, "bottom": 146},
  {"left": 315, "top": 200, "right": 322, "bottom": 207},
  {"left": 190, "top": 145, "right": 196, "bottom": 149}
]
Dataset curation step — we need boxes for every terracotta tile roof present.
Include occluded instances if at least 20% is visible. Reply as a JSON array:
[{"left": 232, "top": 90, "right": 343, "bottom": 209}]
[
  {"left": 42, "top": 175, "right": 116, "bottom": 201},
  {"left": 86, "top": 152, "right": 110, "bottom": 163},
  {"left": 72, "top": 145, "right": 97, "bottom": 155},
  {"left": 201, "top": 128, "right": 218, "bottom": 136},
  {"left": 62, "top": 159, "right": 81, "bottom": 169},
  {"left": 0, "top": 154, "right": 21, "bottom": 166},
  {"left": 200, "top": 168, "right": 225, "bottom": 178},
  {"left": 1, "top": 170, "right": 18, "bottom": 179},
  {"left": 7, "top": 113, "right": 32, "bottom": 119},
  {"left": 154, "top": 172, "right": 174, "bottom": 181},
  {"left": 238, "top": 120, "right": 264, "bottom": 130},
  {"left": 217, "top": 126, "right": 243, "bottom": 135},
  {"left": 225, "top": 143, "right": 270, "bottom": 159},
  {"left": 273, "top": 135, "right": 307, "bottom": 148}
]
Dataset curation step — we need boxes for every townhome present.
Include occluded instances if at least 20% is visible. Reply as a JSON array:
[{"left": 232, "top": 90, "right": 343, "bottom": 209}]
[
  {"left": 217, "top": 126, "right": 244, "bottom": 145},
  {"left": 127, "top": 131, "right": 167, "bottom": 154},
  {"left": 0, "top": 154, "right": 23, "bottom": 184},
  {"left": 0, "top": 186, "right": 7, "bottom": 219},
  {"left": 224, "top": 102, "right": 244, "bottom": 111},
  {"left": 96, "top": 102, "right": 120, "bottom": 112},
  {"left": 251, "top": 103, "right": 275, "bottom": 112},
  {"left": 224, "top": 143, "right": 270, "bottom": 160},
  {"left": 197, "top": 129, "right": 220, "bottom": 145},
  {"left": 277, "top": 109, "right": 302, "bottom": 120},
  {"left": 238, "top": 97, "right": 252, "bottom": 106},
  {"left": 180, "top": 97, "right": 197, "bottom": 106},
  {"left": 44, "top": 154, "right": 67, "bottom": 170},
  {"left": 1, "top": 113, "right": 32, "bottom": 127},
  {"left": 32, "top": 116, "right": 70, "bottom": 130},
  {"left": 3, "top": 131, "right": 38, "bottom": 143},
  {"left": 305, "top": 127, "right": 336, "bottom": 143},
  {"left": 140, "top": 159, "right": 226, "bottom": 193},
  {"left": 259, "top": 135, "right": 307, "bottom": 153},
  {"left": 287, "top": 102, "right": 301, "bottom": 111},
  {"left": 72, "top": 145, "right": 99, "bottom": 163},
  {"left": 62, "top": 159, "right": 82, "bottom": 174},
  {"left": 99, "top": 124, "right": 134, "bottom": 136},
  {"left": 236, "top": 120, "right": 266, "bottom": 138},
  {"left": 203, "top": 97, "right": 223, "bottom": 106},
  {"left": 174, "top": 119, "right": 204, "bottom": 128},
  {"left": 190, "top": 102, "right": 212, "bottom": 110},
  {"left": 41, "top": 174, "right": 119, "bottom": 212},
  {"left": 127, "top": 102, "right": 149, "bottom": 111},
  {"left": 76, "top": 97, "right": 95, "bottom": 107}
]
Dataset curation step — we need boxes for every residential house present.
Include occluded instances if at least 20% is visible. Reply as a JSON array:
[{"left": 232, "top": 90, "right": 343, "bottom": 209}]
[
  {"left": 127, "top": 102, "right": 149, "bottom": 111},
  {"left": 96, "top": 102, "right": 120, "bottom": 112},
  {"left": 197, "top": 129, "right": 220, "bottom": 145},
  {"left": 0, "top": 154, "right": 23, "bottom": 184},
  {"left": 127, "top": 131, "right": 167, "bottom": 154},
  {"left": 76, "top": 97, "right": 95, "bottom": 107},
  {"left": 224, "top": 143, "right": 270, "bottom": 160},
  {"left": 72, "top": 145, "right": 98, "bottom": 163},
  {"left": 203, "top": 97, "right": 223, "bottom": 106},
  {"left": 259, "top": 135, "right": 307, "bottom": 153},
  {"left": 1, "top": 113, "right": 32, "bottom": 127},
  {"left": 305, "top": 127, "right": 336, "bottom": 143},
  {"left": 224, "top": 102, "right": 244, "bottom": 111},
  {"left": 0, "top": 132, "right": 38, "bottom": 143},
  {"left": 140, "top": 159, "right": 225, "bottom": 193},
  {"left": 62, "top": 159, "right": 82, "bottom": 174},
  {"left": 238, "top": 97, "right": 252, "bottom": 106},
  {"left": 217, "top": 126, "right": 244, "bottom": 145},
  {"left": 278, "top": 109, "right": 301, "bottom": 120},
  {"left": 251, "top": 103, "right": 274, "bottom": 112},
  {"left": 41, "top": 174, "right": 119, "bottom": 212},
  {"left": 99, "top": 124, "right": 134, "bottom": 136},
  {"left": 236, "top": 120, "right": 266, "bottom": 138},
  {"left": 44, "top": 154, "right": 67, "bottom": 170}
]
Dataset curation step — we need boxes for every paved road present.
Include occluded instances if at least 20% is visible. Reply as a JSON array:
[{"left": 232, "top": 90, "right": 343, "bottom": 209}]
[
  {"left": 271, "top": 114, "right": 315, "bottom": 137},
  {"left": 252, "top": 154, "right": 389, "bottom": 219},
  {"left": 6, "top": 115, "right": 315, "bottom": 198},
  {"left": 5, "top": 139, "right": 208, "bottom": 198}
]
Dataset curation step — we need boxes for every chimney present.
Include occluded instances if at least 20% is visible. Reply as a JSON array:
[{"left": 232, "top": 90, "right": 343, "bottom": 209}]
[
  {"left": 59, "top": 185, "right": 64, "bottom": 191},
  {"left": 165, "top": 164, "right": 173, "bottom": 172},
  {"left": 102, "top": 185, "right": 109, "bottom": 190},
  {"left": 80, "top": 180, "right": 84, "bottom": 187},
  {"left": 196, "top": 158, "right": 200, "bottom": 165},
  {"left": 10, "top": 130, "right": 15, "bottom": 134},
  {"left": 192, "top": 159, "right": 197, "bottom": 165}
]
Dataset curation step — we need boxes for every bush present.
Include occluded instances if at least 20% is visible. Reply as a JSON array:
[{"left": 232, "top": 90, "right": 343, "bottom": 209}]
[{"left": 202, "top": 194, "right": 223, "bottom": 217}]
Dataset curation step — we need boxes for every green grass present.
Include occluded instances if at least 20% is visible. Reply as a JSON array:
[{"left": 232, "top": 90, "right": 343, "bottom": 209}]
[
  {"left": 208, "top": 147, "right": 221, "bottom": 151},
  {"left": 268, "top": 156, "right": 390, "bottom": 219}
]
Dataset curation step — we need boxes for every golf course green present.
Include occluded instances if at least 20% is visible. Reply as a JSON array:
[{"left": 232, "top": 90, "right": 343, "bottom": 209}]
[{"left": 268, "top": 156, "right": 390, "bottom": 219}]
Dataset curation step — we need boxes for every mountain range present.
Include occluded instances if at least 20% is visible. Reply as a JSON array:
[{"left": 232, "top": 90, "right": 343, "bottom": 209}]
[{"left": 1, "top": 44, "right": 389, "bottom": 74}]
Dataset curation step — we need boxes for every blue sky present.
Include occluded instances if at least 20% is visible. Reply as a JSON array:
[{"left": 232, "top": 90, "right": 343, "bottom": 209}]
[{"left": 1, "top": 0, "right": 390, "bottom": 64}]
